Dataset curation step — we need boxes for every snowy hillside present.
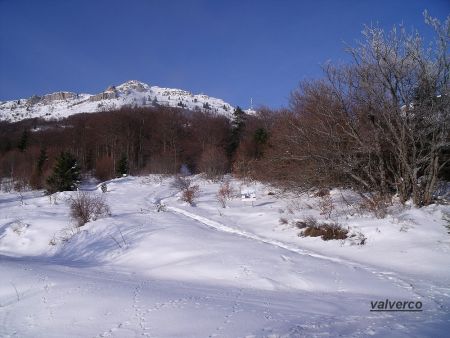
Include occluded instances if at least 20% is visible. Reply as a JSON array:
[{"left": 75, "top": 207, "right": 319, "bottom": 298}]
[
  {"left": 1, "top": 175, "right": 450, "bottom": 337},
  {"left": 0, "top": 80, "right": 236, "bottom": 122}
]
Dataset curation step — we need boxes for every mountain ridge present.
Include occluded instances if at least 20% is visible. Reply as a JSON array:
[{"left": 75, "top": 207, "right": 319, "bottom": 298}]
[{"left": 0, "top": 80, "right": 243, "bottom": 122}]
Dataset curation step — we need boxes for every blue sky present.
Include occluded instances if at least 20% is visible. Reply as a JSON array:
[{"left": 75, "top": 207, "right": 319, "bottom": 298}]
[{"left": 0, "top": 0, "right": 448, "bottom": 109}]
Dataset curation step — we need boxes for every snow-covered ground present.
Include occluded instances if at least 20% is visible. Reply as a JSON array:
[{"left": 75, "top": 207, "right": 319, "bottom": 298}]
[{"left": 1, "top": 175, "right": 449, "bottom": 337}]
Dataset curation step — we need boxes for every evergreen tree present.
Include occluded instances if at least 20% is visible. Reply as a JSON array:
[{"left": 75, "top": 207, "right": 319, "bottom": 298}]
[
  {"left": 18, "top": 129, "right": 29, "bottom": 152},
  {"left": 46, "top": 152, "right": 81, "bottom": 193},
  {"left": 227, "top": 106, "right": 247, "bottom": 157},
  {"left": 116, "top": 154, "right": 129, "bottom": 177},
  {"left": 254, "top": 128, "right": 268, "bottom": 145},
  {"left": 232, "top": 106, "right": 246, "bottom": 130},
  {"left": 254, "top": 128, "right": 269, "bottom": 158}
]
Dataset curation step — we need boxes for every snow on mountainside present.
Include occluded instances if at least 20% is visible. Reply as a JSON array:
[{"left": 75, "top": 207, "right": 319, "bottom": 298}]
[{"left": 0, "top": 80, "right": 236, "bottom": 122}]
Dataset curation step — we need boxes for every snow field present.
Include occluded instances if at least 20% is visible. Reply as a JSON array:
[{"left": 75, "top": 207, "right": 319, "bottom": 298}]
[{"left": 0, "top": 175, "right": 449, "bottom": 337}]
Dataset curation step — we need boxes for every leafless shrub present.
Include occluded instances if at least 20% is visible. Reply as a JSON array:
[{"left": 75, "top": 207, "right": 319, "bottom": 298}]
[
  {"left": 358, "top": 193, "right": 390, "bottom": 219},
  {"left": 181, "top": 185, "right": 200, "bottom": 206},
  {"left": 279, "top": 217, "right": 289, "bottom": 225},
  {"left": 216, "top": 181, "right": 235, "bottom": 208},
  {"left": 172, "top": 176, "right": 201, "bottom": 206},
  {"left": 69, "top": 192, "right": 111, "bottom": 227},
  {"left": 318, "top": 194, "right": 334, "bottom": 219},
  {"left": 220, "top": 181, "right": 235, "bottom": 199}
]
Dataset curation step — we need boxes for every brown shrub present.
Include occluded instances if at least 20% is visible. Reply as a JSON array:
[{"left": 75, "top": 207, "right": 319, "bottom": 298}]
[
  {"left": 216, "top": 181, "right": 235, "bottom": 208},
  {"left": 181, "top": 185, "right": 200, "bottom": 206},
  {"left": 172, "top": 176, "right": 201, "bottom": 206},
  {"left": 69, "top": 192, "right": 111, "bottom": 227},
  {"left": 300, "top": 221, "right": 348, "bottom": 241}
]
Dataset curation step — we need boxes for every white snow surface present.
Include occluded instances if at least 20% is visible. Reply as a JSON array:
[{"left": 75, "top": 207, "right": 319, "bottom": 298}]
[
  {"left": 1, "top": 175, "right": 449, "bottom": 337},
  {"left": 0, "top": 80, "right": 236, "bottom": 122}
]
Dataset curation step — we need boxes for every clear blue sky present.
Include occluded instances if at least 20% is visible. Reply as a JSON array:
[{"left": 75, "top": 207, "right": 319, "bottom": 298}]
[{"left": 0, "top": 0, "right": 448, "bottom": 109}]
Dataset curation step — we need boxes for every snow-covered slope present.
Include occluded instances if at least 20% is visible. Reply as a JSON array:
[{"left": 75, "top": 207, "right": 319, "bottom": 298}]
[
  {"left": 1, "top": 175, "right": 449, "bottom": 337},
  {"left": 0, "top": 80, "right": 236, "bottom": 122}
]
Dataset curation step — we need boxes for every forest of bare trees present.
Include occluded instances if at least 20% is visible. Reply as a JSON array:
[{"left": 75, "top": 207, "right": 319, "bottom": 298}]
[
  {"left": 0, "top": 13, "right": 448, "bottom": 207},
  {"left": 232, "top": 13, "right": 449, "bottom": 207},
  {"left": 0, "top": 107, "right": 231, "bottom": 189}
]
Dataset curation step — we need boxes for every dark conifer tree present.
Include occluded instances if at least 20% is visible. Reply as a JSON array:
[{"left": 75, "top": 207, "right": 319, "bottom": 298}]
[
  {"left": 227, "top": 106, "right": 247, "bottom": 157},
  {"left": 46, "top": 152, "right": 81, "bottom": 193},
  {"left": 116, "top": 154, "right": 129, "bottom": 177}
]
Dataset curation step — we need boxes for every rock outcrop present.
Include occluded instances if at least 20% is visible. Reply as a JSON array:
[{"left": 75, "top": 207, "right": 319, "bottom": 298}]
[
  {"left": 89, "top": 86, "right": 117, "bottom": 102},
  {"left": 42, "top": 92, "right": 77, "bottom": 103}
]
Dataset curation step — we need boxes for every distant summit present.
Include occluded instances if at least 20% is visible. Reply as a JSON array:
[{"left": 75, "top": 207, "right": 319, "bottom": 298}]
[{"left": 0, "top": 80, "right": 237, "bottom": 122}]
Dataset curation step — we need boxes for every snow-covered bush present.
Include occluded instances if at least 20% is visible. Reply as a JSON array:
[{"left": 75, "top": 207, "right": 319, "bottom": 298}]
[{"left": 69, "top": 192, "right": 111, "bottom": 227}]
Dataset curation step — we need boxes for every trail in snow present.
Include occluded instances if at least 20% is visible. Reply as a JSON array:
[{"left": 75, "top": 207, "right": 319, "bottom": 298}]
[{"left": 165, "top": 204, "right": 420, "bottom": 298}]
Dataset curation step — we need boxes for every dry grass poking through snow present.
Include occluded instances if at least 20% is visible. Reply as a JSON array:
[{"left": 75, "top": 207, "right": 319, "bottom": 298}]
[{"left": 301, "top": 221, "right": 349, "bottom": 241}]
